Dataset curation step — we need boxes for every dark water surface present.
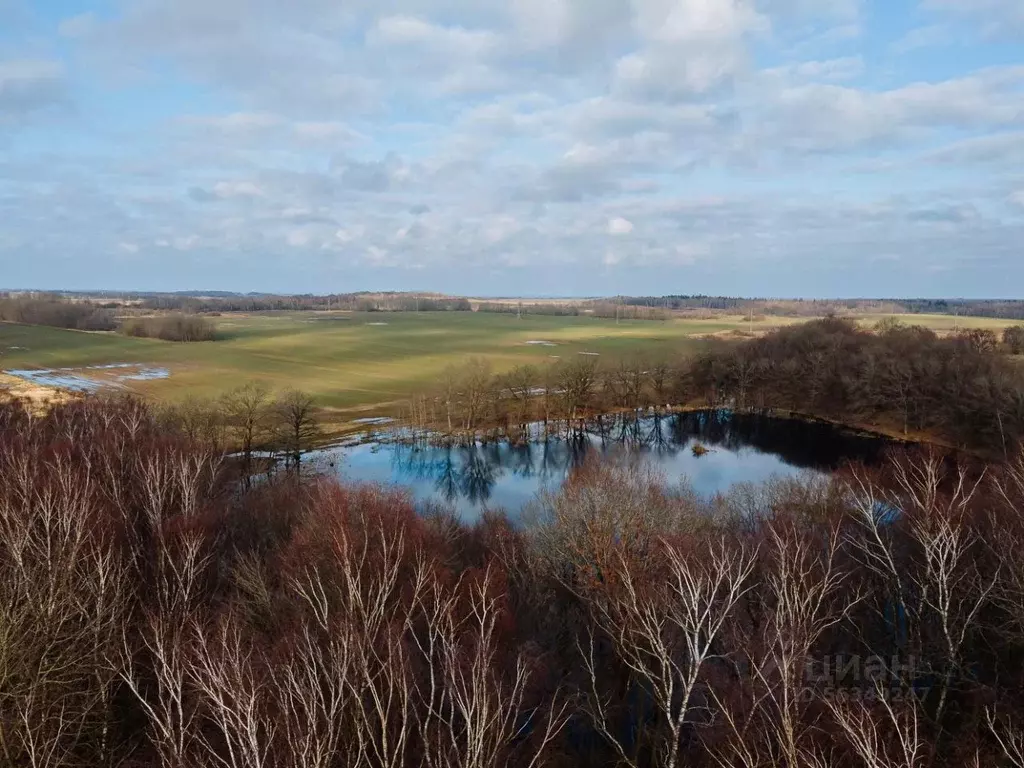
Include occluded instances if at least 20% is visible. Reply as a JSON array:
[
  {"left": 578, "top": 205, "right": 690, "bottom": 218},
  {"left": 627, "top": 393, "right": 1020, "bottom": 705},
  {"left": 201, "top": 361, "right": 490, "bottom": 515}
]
[{"left": 315, "top": 410, "right": 891, "bottom": 520}]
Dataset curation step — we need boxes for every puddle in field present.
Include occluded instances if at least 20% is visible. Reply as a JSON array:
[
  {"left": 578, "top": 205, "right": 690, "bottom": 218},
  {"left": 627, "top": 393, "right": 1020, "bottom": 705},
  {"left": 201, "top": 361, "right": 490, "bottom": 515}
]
[
  {"left": 3, "top": 364, "right": 171, "bottom": 392},
  {"left": 352, "top": 417, "right": 395, "bottom": 426},
  {"left": 524, "top": 340, "right": 557, "bottom": 347},
  {"left": 367, "top": 322, "right": 389, "bottom": 326}
]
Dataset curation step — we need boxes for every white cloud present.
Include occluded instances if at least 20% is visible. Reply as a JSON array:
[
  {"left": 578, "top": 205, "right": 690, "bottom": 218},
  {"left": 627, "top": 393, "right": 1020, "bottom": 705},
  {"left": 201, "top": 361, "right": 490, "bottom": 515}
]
[
  {"left": 0, "top": 0, "right": 1021, "bottom": 295},
  {"left": 738, "top": 65, "right": 1024, "bottom": 155},
  {"left": 608, "top": 216, "right": 634, "bottom": 235},
  {"left": 373, "top": 15, "right": 498, "bottom": 57}
]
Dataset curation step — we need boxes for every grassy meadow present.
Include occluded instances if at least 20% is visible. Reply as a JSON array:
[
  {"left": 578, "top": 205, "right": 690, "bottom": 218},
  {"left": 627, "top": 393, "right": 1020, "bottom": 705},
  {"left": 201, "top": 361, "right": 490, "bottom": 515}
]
[{"left": 0, "top": 310, "right": 1018, "bottom": 423}]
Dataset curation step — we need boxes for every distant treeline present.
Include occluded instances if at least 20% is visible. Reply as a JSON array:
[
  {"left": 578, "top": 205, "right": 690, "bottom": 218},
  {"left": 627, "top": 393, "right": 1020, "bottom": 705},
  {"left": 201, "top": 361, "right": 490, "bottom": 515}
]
[
  {"left": 0, "top": 294, "right": 219, "bottom": 341},
  {"left": 0, "top": 294, "right": 116, "bottom": 331},
  {"left": 618, "top": 296, "right": 1024, "bottom": 319},
  {"left": 141, "top": 293, "right": 472, "bottom": 313},
  {"left": 620, "top": 295, "right": 914, "bottom": 316},
  {"left": 476, "top": 302, "right": 582, "bottom": 316},
  {"left": 900, "top": 298, "right": 1024, "bottom": 320},
  {"left": 475, "top": 302, "right": 668, "bottom": 320},
  {"left": 24, "top": 290, "right": 1024, "bottom": 320},
  {"left": 408, "top": 319, "right": 1024, "bottom": 455}
]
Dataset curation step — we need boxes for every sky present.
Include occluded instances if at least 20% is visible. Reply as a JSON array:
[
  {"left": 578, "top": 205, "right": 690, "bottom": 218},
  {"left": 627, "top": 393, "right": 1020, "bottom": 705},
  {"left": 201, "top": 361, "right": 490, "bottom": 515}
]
[{"left": 0, "top": 0, "right": 1022, "bottom": 298}]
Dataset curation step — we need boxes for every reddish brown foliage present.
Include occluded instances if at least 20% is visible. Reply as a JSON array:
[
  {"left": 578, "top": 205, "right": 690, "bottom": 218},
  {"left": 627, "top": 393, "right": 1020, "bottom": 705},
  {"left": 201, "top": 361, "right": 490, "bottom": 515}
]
[{"left": 4, "top": 396, "right": 1024, "bottom": 767}]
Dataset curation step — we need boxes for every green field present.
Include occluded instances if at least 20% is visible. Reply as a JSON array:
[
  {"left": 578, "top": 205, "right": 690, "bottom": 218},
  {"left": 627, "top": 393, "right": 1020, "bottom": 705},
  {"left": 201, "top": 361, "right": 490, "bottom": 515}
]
[{"left": 0, "top": 311, "right": 1017, "bottom": 423}]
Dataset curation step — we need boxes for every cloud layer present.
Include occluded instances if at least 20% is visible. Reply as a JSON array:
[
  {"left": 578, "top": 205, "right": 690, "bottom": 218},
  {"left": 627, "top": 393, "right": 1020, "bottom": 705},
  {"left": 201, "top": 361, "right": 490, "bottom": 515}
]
[{"left": 0, "top": 0, "right": 1022, "bottom": 296}]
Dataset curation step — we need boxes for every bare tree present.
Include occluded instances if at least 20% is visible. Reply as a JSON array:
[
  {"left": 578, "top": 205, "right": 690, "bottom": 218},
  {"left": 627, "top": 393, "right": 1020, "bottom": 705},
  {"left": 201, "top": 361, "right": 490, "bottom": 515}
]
[
  {"left": 848, "top": 456, "right": 996, "bottom": 737},
  {"left": 463, "top": 358, "right": 493, "bottom": 432},
  {"left": 714, "top": 522, "right": 857, "bottom": 768},
  {"left": 411, "top": 563, "right": 567, "bottom": 768},
  {"left": 0, "top": 451, "right": 131, "bottom": 768},
  {"left": 272, "top": 389, "right": 320, "bottom": 472},
  {"left": 987, "top": 708, "right": 1024, "bottom": 768},
  {"left": 559, "top": 359, "right": 598, "bottom": 431},
  {"left": 120, "top": 525, "right": 214, "bottom": 768},
  {"left": 188, "top": 617, "right": 277, "bottom": 768},
  {"left": 221, "top": 383, "right": 271, "bottom": 484},
  {"left": 440, "top": 365, "right": 460, "bottom": 434},
  {"left": 826, "top": 683, "right": 925, "bottom": 768},
  {"left": 579, "top": 537, "right": 757, "bottom": 768},
  {"left": 504, "top": 365, "right": 538, "bottom": 435}
]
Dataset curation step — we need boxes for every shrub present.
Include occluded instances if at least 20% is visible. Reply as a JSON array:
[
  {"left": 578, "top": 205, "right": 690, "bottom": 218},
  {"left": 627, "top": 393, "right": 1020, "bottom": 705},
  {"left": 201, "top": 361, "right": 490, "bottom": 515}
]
[
  {"left": 1005, "top": 325, "right": 1024, "bottom": 355},
  {"left": 121, "top": 313, "right": 217, "bottom": 341}
]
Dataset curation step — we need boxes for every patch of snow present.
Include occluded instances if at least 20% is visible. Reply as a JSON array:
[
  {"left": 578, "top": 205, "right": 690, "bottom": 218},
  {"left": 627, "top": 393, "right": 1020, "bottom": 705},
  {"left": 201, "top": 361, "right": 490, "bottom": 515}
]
[
  {"left": 5, "top": 369, "right": 103, "bottom": 392},
  {"left": 524, "top": 340, "right": 557, "bottom": 347},
  {"left": 578, "top": 352, "right": 600, "bottom": 356},
  {"left": 3, "top": 363, "right": 171, "bottom": 391},
  {"left": 367, "top": 322, "right": 389, "bottom": 326},
  {"left": 352, "top": 417, "right": 395, "bottom": 426},
  {"left": 119, "top": 367, "right": 170, "bottom": 381}
]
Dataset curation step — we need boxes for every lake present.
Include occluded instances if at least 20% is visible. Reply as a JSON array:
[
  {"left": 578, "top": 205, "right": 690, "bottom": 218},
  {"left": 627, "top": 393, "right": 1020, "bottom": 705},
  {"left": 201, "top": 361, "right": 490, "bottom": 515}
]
[{"left": 313, "top": 410, "right": 891, "bottom": 520}]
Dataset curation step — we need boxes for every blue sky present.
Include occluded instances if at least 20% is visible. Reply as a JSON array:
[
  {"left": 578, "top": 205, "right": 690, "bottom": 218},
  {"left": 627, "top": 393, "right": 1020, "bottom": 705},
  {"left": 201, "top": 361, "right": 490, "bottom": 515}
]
[{"left": 1, "top": 0, "right": 1022, "bottom": 297}]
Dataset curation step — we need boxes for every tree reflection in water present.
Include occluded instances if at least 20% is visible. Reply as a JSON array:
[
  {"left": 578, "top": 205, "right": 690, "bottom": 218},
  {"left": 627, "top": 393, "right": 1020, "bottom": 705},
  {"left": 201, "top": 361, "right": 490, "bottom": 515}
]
[{"left": 377, "top": 410, "right": 889, "bottom": 514}]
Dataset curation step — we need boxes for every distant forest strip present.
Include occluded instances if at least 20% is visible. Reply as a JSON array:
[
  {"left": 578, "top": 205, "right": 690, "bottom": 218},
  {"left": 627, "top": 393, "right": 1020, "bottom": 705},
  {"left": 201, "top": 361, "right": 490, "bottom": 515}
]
[
  {"left": 0, "top": 294, "right": 116, "bottom": 331},
  {"left": 139, "top": 292, "right": 473, "bottom": 313},
  {"left": 13, "top": 289, "right": 1024, "bottom": 319},
  {"left": 622, "top": 296, "right": 1024, "bottom": 319},
  {"left": 9, "top": 394, "right": 1024, "bottom": 766},
  {"left": 404, "top": 319, "right": 1024, "bottom": 456}
]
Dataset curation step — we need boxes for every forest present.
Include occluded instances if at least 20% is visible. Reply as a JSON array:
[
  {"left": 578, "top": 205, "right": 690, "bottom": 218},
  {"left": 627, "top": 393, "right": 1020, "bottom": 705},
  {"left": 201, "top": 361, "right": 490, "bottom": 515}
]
[
  {"left": 6, "top": 394, "right": 1024, "bottom": 767},
  {"left": 405, "top": 319, "right": 1024, "bottom": 457},
  {"left": 688, "top": 318, "right": 1024, "bottom": 455},
  {"left": 0, "top": 294, "right": 117, "bottom": 331}
]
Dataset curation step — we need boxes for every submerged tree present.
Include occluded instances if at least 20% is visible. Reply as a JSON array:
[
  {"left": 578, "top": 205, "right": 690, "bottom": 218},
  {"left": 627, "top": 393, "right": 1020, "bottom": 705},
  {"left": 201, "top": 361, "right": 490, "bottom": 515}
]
[
  {"left": 221, "top": 382, "right": 271, "bottom": 482},
  {"left": 272, "top": 389, "right": 320, "bottom": 472}
]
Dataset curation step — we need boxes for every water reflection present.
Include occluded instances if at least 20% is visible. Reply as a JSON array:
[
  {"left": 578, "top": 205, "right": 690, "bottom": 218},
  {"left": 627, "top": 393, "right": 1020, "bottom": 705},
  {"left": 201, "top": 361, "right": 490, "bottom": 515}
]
[{"left": 323, "top": 410, "right": 889, "bottom": 520}]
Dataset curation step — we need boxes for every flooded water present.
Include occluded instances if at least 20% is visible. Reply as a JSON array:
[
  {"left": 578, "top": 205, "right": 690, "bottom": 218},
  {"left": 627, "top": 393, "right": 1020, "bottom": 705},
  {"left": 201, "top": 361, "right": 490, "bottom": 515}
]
[
  {"left": 315, "top": 410, "right": 891, "bottom": 521},
  {"left": 3, "top": 364, "right": 171, "bottom": 392}
]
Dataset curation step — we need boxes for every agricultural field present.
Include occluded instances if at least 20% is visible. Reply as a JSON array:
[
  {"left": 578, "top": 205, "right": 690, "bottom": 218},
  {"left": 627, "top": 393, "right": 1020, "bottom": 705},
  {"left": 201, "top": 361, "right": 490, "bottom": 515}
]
[{"left": 0, "top": 310, "right": 1018, "bottom": 425}]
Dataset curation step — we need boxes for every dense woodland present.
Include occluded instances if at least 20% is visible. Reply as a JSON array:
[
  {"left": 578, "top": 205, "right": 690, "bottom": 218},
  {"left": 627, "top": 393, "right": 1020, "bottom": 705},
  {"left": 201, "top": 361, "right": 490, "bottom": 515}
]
[
  {"left": 689, "top": 318, "right": 1024, "bottom": 455},
  {"left": 7, "top": 395, "right": 1024, "bottom": 767},
  {"left": 0, "top": 294, "right": 116, "bottom": 331},
  {"left": 407, "top": 319, "right": 1024, "bottom": 457}
]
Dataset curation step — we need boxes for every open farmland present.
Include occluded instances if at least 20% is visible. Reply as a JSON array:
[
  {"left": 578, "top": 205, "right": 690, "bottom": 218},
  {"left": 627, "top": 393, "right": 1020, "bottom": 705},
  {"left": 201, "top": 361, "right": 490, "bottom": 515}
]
[{"left": 1, "top": 310, "right": 1018, "bottom": 425}]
